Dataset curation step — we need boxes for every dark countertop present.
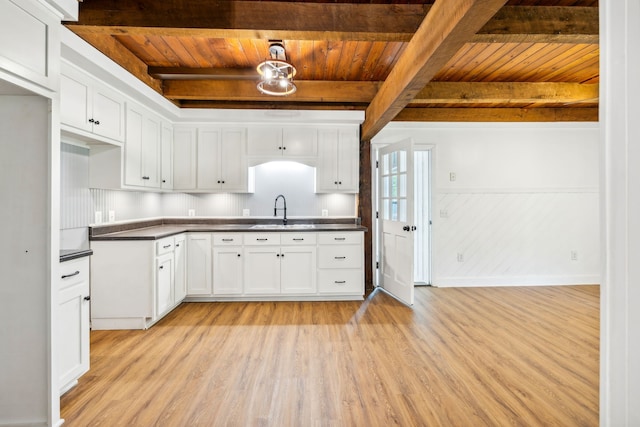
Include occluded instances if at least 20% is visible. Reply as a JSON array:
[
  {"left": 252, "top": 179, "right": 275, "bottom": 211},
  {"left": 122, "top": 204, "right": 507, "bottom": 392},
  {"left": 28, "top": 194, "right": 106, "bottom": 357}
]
[
  {"left": 90, "top": 218, "right": 367, "bottom": 241},
  {"left": 60, "top": 248, "right": 94, "bottom": 262}
]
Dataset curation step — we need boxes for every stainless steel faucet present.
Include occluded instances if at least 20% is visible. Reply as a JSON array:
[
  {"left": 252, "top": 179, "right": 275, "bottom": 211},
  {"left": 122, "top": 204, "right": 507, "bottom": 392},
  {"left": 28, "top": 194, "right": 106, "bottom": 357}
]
[{"left": 274, "top": 194, "right": 287, "bottom": 225}]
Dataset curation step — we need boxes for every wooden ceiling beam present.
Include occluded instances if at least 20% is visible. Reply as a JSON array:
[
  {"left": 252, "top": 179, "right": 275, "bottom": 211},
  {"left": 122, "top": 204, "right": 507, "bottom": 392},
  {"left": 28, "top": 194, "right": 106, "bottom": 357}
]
[
  {"left": 66, "top": 4, "right": 598, "bottom": 44},
  {"left": 393, "top": 107, "right": 598, "bottom": 122},
  {"left": 72, "top": 31, "right": 162, "bottom": 93},
  {"left": 361, "top": 0, "right": 510, "bottom": 141},
  {"left": 411, "top": 82, "right": 599, "bottom": 105},
  {"left": 163, "top": 80, "right": 382, "bottom": 103}
]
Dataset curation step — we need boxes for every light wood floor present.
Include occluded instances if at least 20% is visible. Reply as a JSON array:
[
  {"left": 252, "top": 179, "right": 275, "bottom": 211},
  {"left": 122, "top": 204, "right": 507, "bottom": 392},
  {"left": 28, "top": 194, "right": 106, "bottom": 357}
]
[{"left": 61, "top": 285, "right": 599, "bottom": 426}]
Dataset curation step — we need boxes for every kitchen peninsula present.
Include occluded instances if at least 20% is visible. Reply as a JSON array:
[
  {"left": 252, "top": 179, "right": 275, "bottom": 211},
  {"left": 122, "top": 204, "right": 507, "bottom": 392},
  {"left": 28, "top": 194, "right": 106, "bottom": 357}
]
[{"left": 90, "top": 218, "right": 366, "bottom": 330}]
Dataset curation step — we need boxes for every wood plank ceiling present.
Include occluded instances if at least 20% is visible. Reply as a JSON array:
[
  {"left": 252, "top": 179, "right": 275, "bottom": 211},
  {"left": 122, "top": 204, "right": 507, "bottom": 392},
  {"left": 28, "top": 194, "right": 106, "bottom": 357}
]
[{"left": 64, "top": 0, "right": 598, "bottom": 140}]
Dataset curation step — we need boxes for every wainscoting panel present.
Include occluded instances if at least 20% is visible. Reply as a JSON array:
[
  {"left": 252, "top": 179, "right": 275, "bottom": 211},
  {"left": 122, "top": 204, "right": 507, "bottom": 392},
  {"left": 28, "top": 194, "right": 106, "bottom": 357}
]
[{"left": 433, "top": 191, "right": 600, "bottom": 286}]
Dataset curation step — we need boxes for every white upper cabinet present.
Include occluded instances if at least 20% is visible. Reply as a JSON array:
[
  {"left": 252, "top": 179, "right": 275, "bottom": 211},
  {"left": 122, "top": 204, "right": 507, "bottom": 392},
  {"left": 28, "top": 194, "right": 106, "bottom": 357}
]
[
  {"left": 0, "top": 0, "right": 60, "bottom": 91},
  {"left": 316, "top": 127, "right": 359, "bottom": 193},
  {"left": 174, "top": 126, "right": 248, "bottom": 192},
  {"left": 161, "top": 122, "right": 174, "bottom": 190},
  {"left": 61, "top": 62, "right": 125, "bottom": 144},
  {"left": 124, "top": 103, "right": 161, "bottom": 188},
  {"left": 173, "top": 127, "right": 197, "bottom": 191},
  {"left": 247, "top": 126, "right": 317, "bottom": 162}
]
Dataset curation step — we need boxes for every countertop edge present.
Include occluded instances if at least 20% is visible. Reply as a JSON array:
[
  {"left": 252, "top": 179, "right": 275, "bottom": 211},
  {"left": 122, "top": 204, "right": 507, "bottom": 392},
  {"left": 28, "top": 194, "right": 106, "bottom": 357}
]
[{"left": 90, "top": 225, "right": 368, "bottom": 241}]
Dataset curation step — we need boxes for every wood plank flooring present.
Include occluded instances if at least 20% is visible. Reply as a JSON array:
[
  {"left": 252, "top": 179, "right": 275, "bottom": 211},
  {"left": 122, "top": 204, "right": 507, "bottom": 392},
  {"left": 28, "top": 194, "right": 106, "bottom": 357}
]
[{"left": 60, "top": 285, "right": 599, "bottom": 426}]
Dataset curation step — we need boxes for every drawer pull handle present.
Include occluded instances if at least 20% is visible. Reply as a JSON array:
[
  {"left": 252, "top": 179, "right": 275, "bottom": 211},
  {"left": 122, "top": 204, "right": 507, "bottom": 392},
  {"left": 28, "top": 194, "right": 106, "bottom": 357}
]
[
  {"left": 61, "top": 271, "right": 80, "bottom": 279},
  {"left": 334, "top": 237, "right": 346, "bottom": 241},
  {"left": 257, "top": 238, "right": 268, "bottom": 241},
  {"left": 84, "top": 296, "right": 91, "bottom": 301},
  {"left": 334, "top": 281, "right": 346, "bottom": 284},
  {"left": 335, "top": 256, "right": 346, "bottom": 259},
  {"left": 163, "top": 244, "right": 172, "bottom": 249},
  {"left": 222, "top": 238, "right": 234, "bottom": 242},
  {"left": 293, "top": 238, "right": 304, "bottom": 241}
]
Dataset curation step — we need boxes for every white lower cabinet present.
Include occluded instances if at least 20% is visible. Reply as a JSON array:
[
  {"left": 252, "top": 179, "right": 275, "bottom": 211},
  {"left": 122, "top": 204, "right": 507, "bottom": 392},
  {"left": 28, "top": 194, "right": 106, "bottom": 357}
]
[
  {"left": 317, "top": 232, "right": 364, "bottom": 294},
  {"left": 187, "top": 233, "right": 212, "bottom": 295},
  {"left": 58, "top": 257, "right": 90, "bottom": 394},
  {"left": 90, "top": 234, "right": 186, "bottom": 330},
  {"left": 213, "top": 233, "right": 244, "bottom": 295},
  {"left": 174, "top": 234, "right": 187, "bottom": 301}
]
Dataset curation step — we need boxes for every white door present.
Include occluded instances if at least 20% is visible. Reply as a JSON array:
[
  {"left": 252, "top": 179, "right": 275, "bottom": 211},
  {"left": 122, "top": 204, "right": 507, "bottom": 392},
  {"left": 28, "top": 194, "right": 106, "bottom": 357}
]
[{"left": 378, "top": 139, "right": 415, "bottom": 305}]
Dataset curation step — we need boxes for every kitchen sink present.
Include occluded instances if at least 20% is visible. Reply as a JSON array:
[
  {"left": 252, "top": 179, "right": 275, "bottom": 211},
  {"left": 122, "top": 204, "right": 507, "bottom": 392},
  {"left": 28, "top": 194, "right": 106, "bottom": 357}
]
[{"left": 250, "top": 224, "right": 315, "bottom": 229}]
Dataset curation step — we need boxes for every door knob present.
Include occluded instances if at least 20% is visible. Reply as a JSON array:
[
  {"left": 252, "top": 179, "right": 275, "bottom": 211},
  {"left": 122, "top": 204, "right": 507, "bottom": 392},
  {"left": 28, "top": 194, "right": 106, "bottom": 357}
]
[{"left": 402, "top": 225, "right": 410, "bottom": 231}]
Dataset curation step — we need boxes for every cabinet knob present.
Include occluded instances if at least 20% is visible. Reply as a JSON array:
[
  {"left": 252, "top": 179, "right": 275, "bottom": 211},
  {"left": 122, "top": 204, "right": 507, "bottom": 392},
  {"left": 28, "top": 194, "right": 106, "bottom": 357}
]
[
  {"left": 338, "top": 181, "right": 342, "bottom": 185},
  {"left": 159, "top": 265, "right": 164, "bottom": 270},
  {"left": 237, "top": 253, "right": 241, "bottom": 257},
  {"left": 278, "top": 146, "right": 282, "bottom": 150},
  {"left": 162, "top": 179, "right": 166, "bottom": 183},
  {"left": 221, "top": 181, "right": 225, "bottom": 184},
  {"left": 88, "top": 118, "right": 94, "bottom": 123},
  {"left": 217, "top": 180, "right": 221, "bottom": 184},
  {"left": 83, "top": 296, "right": 91, "bottom": 301},
  {"left": 94, "top": 120, "right": 100, "bottom": 125},
  {"left": 276, "top": 253, "right": 280, "bottom": 257},
  {"left": 283, "top": 146, "right": 286, "bottom": 150},
  {"left": 334, "top": 181, "right": 338, "bottom": 185}
]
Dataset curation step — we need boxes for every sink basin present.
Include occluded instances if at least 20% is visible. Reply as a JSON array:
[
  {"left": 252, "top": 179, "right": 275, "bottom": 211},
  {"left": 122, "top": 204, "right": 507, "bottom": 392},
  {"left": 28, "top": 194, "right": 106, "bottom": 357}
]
[{"left": 250, "top": 224, "right": 315, "bottom": 229}]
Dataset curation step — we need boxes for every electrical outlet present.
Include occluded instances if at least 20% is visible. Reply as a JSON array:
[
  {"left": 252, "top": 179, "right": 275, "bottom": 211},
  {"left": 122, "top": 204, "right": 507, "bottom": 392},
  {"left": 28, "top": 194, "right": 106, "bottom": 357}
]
[
  {"left": 188, "top": 209, "right": 195, "bottom": 217},
  {"left": 242, "top": 209, "right": 250, "bottom": 217},
  {"left": 94, "top": 211, "right": 102, "bottom": 224},
  {"left": 457, "top": 253, "right": 464, "bottom": 262},
  {"left": 322, "top": 209, "right": 329, "bottom": 217},
  {"left": 108, "top": 210, "right": 115, "bottom": 222},
  {"left": 571, "top": 250, "right": 578, "bottom": 261},
  {"left": 449, "top": 172, "right": 457, "bottom": 182}
]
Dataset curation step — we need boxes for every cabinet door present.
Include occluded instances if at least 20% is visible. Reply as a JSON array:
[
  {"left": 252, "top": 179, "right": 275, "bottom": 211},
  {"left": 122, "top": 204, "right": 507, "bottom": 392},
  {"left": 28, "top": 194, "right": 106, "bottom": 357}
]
[
  {"left": 247, "top": 126, "right": 282, "bottom": 156},
  {"left": 213, "top": 247, "right": 243, "bottom": 295},
  {"left": 197, "top": 128, "right": 221, "bottom": 189},
  {"left": 60, "top": 69, "right": 92, "bottom": 133},
  {"left": 161, "top": 122, "right": 174, "bottom": 189},
  {"left": 316, "top": 129, "right": 339, "bottom": 192},
  {"left": 281, "top": 246, "right": 317, "bottom": 294},
  {"left": 282, "top": 127, "right": 317, "bottom": 158},
  {"left": 92, "top": 83, "right": 125, "bottom": 142},
  {"left": 173, "top": 127, "right": 197, "bottom": 190},
  {"left": 187, "top": 234, "right": 212, "bottom": 295},
  {"left": 156, "top": 253, "right": 174, "bottom": 317},
  {"left": 337, "top": 128, "right": 359, "bottom": 192},
  {"left": 174, "top": 235, "right": 187, "bottom": 302},
  {"left": 142, "top": 113, "right": 161, "bottom": 188},
  {"left": 220, "top": 128, "right": 247, "bottom": 192},
  {"left": 58, "top": 280, "right": 90, "bottom": 390},
  {"left": 243, "top": 246, "right": 281, "bottom": 294},
  {"left": 124, "top": 107, "right": 144, "bottom": 186}
]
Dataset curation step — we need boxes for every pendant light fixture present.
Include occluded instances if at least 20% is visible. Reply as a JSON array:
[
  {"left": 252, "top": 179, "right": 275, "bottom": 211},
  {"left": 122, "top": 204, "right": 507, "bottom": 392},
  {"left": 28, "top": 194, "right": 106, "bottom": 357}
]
[{"left": 256, "top": 41, "right": 297, "bottom": 96}]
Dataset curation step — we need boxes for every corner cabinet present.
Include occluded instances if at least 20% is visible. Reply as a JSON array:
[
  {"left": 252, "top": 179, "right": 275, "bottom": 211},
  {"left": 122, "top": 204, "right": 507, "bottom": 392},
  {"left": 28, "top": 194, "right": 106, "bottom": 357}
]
[
  {"left": 316, "top": 127, "right": 360, "bottom": 193},
  {"left": 90, "top": 234, "right": 186, "bottom": 330},
  {"left": 61, "top": 61, "right": 125, "bottom": 144},
  {"left": 58, "top": 257, "right": 90, "bottom": 394}
]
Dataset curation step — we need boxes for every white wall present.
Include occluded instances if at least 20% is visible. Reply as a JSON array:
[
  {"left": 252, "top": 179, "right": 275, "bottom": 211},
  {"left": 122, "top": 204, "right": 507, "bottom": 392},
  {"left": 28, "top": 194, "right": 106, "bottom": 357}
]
[
  {"left": 372, "top": 122, "right": 600, "bottom": 287},
  {"left": 600, "top": 0, "right": 640, "bottom": 424}
]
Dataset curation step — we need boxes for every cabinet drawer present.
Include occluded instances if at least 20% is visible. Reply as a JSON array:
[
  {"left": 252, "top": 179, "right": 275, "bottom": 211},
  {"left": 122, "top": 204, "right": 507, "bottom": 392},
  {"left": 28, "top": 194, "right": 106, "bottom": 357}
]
[
  {"left": 318, "top": 245, "right": 362, "bottom": 269},
  {"left": 318, "top": 232, "right": 362, "bottom": 245},
  {"left": 318, "top": 270, "right": 363, "bottom": 294},
  {"left": 244, "top": 233, "right": 281, "bottom": 245},
  {"left": 213, "top": 233, "right": 243, "bottom": 246},
  {"left": 281, "top": 233, "right": 317, "bottom": 245},
  {"left": 59, "top": 257, "right": 89, "bottom": 289},
  {"left": 156, "top": 237, "right": 174, "bottom": 255}
]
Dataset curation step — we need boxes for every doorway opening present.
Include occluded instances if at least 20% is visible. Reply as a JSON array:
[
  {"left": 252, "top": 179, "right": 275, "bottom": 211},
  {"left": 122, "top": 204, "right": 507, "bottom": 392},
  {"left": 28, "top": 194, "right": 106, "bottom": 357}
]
[{"left": 413, "top": 148, "right": 432, "bottom": 286}]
